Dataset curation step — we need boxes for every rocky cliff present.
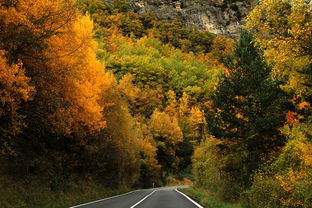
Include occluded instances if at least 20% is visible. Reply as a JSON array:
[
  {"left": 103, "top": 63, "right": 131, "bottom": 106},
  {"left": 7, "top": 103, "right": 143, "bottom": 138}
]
[{"left": 106, "top": 0, "right": 254, "bottom": 37}]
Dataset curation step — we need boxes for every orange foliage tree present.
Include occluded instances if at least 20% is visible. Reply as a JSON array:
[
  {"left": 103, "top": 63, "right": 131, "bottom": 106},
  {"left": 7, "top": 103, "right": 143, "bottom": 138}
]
[
  {"left": 0, "top": 51, "right": 35, "bottom": 155},
  {"left": 0, "top": 0, "right": 113, "bottom": 137},
  {"left": 0, "top": 0, "right": 117, "bottom": 184}
]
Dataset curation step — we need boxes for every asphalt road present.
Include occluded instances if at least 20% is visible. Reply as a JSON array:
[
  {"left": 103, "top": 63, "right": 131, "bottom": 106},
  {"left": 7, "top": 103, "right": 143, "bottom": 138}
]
[{"left": 70, "top": 186, "right": 203, "bottom": 208}]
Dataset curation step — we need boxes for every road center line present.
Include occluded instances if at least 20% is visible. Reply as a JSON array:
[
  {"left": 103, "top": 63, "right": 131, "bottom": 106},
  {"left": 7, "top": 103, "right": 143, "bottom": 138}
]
[
  {"left": 130, "top": 190, "right": 156, "bottom": 208},
  {"left": 175, "top": 189, "right": 204, "bottom": 208}
]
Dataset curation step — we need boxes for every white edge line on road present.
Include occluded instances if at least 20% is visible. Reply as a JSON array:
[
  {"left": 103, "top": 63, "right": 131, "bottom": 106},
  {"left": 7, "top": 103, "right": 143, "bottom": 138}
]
[
  {"left": 130, "top": 190, "right": 156, "bottom": 208},
  {"left": 69, "top": 189, "right": 141, "bottom": 208},
  {"left": 175, "top": 189, "right": 204, "bottom": 208}
]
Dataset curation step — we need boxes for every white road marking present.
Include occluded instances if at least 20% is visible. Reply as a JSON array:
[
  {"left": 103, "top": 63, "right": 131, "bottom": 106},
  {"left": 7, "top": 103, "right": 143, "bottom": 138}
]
[
  {"left": 175, "top": 189, "right": 204, "bottom": 208},
  {"left": 130, "top": 190, "right": 156, "bottom": 208},
  {"left": 69, "top": 189, "right": 141, "bottom": 208}
]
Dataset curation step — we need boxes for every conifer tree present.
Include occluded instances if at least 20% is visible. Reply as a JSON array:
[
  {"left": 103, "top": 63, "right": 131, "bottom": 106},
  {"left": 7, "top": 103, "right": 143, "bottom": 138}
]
[{"left": 210, "top": 31, "right": 290, "bottom": 188}]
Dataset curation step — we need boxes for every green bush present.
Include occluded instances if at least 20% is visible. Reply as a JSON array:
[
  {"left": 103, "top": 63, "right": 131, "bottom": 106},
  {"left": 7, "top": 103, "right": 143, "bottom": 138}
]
[
  {"left": 241, "top": 174, "right": 283, "bottom": 208},
  {"left": 192, "top": 136, "right": 245, "bottom": 201}
]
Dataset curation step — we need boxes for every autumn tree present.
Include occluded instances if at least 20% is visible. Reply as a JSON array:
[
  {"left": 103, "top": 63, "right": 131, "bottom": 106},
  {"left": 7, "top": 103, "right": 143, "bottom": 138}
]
[
  {"left": 210, "top": 35, "right": 235, "bottom": 63},
  {"left": 92, "top": 80, "right": 142, "bottom": 187},
  {"left": 0, "top": 51, "right": 34, "bottom": 155},
  {"left": 165, "top": 91, "right": 206, "bottom": 143},
  {"left": 149, "top": 110, "right": 183, "bottom": 173},
  {"left": 164, "top": 91, "right": 206, "bottom": 171},
  {"left": 135, "top": 122, "right": 161, "bottom": 187},
  {"left": 192, "top": 136, "right": 228, "bottom": 198},
  {"left": 242, "top": 123, "right": 312, "bottom": 208},
  {"left": 216, "top": 2, "right": 312, "bottom": 206},
  {"left": 0, "top": 0, "right": 116, "bottom": 186},
  {"left": 1, "top": 0, "right": 112, "bottom": 137},
  {"left": 247, "top": 0, "right": 312, "bottom": 99},
  {"left": 117, "top": 74, "right": 162, "bottom": 117},
  {"left": 151, "top": 19, "right": 214, "bottom": 53},
  {"left": 0, "top": 0, "right": 76, "bottom": 63}
]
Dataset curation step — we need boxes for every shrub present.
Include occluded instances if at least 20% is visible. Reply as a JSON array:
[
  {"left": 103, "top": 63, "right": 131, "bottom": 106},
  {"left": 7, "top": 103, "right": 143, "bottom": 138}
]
[{"left": 242, "top": 124, "right": 312, "bottom": 208}]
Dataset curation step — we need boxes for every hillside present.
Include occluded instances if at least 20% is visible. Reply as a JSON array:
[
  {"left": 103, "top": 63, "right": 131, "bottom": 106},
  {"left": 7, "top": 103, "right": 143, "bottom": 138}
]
[
  {"left": 0, "top": 0, "right": 311, "bottom": 208},
  {"left": 105, "top": 0, "right": 253, "bottom": 37}
]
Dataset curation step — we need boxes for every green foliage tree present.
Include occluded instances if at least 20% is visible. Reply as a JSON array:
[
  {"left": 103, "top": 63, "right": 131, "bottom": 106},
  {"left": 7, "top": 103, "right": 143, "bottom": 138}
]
[
  {"left": 112, "top": 0, "right": 128, "bottom": 13},
  {"left": 76, "top": 0, "right": 214, "bottom": 54},
  {"left": 103, "top": 36, "right": 220, "bottom": 102},
  {"left": 152, "top": 20, "right": 214, "bottom": 53},
  {"left": 206, "top": 31, "right": 290, "bottom": 199},
  {"left": 193, "top": 136, "right": 227, "bottom": 196},
  {"left": 76, "top": 0, "right": 112, "bottom": 25}
]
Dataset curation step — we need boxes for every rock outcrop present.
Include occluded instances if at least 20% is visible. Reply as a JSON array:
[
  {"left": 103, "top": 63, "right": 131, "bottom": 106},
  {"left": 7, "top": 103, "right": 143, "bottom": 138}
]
[{"left": 106, "top": 0, "right": 253, "bottom": 37}]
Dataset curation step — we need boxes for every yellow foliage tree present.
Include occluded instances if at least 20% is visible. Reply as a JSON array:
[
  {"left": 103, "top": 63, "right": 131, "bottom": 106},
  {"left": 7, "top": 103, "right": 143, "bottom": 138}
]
[
  {"left": 135, "top": 122, "right": 161, "bottom": 186},
  {"left": 117, "top": 74, "right": 162, "bottom": 117},
  {"left": 247, "top": 0, "right": 312, "bottom": 97},
  {"left": 149, "top": 109, "right": 183, "bottom": 172},
  {"left": 187, "top": 106, "right": 206, "bottom": 141},
  {"left": 210, "top": 35, "right": 235, "bottom": 62},
  {"left": 164, "top": 91, "right": 206, "bottom": 143}
]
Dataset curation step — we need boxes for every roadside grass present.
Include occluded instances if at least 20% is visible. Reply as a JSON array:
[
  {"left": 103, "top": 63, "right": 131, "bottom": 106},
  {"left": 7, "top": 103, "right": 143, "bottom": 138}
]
[
  {"left": 0, "top": 175, "right": 130, "bottom": 208},
  {"left": 179, "top": 187, "right": 242, "bottom": 208}
]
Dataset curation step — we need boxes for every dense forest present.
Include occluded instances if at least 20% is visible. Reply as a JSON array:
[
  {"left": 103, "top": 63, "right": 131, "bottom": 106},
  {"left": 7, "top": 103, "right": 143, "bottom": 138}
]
[{"left": 0, "top": 0, "right": 311, "bottom": 207}]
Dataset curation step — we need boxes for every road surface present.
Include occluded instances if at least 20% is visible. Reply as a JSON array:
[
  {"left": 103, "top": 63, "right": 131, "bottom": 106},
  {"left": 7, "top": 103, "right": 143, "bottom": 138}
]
[{"left": 69, "top": 186, "right": 203, "bottom": 208}]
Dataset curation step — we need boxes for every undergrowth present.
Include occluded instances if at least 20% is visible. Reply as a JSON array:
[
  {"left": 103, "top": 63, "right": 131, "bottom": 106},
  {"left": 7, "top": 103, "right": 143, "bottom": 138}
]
[
  {"left": 180, "top": 187, "right": 242, "bottom": 208},
  {"left": 0, "top": 175, "right": 130, "bottom": 208}
]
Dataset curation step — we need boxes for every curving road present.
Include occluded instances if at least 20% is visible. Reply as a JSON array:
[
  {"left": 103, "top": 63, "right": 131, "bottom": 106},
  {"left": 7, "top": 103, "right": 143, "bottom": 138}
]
[{"left": 69, "top": 186, "right": 203, "bottom": 208}]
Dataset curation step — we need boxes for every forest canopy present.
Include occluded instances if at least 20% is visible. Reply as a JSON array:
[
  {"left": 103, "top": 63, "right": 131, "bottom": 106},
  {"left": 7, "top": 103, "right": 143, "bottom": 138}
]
[{"left": 0, "top": 0, "right": 311, "bottom": 207}]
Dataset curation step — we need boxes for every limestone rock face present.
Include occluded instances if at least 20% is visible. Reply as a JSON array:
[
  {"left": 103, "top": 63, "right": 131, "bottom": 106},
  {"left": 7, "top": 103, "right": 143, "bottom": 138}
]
[{"left": 108, "top": 0, "right": 252, "bottom": 37}]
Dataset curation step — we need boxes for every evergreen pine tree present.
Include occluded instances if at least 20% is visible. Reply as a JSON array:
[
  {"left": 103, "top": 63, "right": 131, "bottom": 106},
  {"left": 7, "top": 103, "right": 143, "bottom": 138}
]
[{"left": 209, "top": 31, "right": 290, "bottom": 189}]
